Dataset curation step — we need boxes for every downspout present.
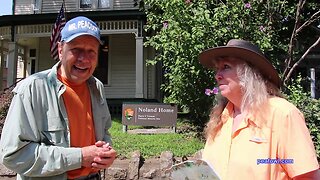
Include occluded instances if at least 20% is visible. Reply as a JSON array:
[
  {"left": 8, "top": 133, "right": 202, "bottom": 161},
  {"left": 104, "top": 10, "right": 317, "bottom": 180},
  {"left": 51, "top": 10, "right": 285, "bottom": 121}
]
[
  {"left": 11, "top": 0, "right": 15, "bottom": 42},
  {"left": 12, "top": 0, "right": 15, "bottom": 15},
  {"left": 0, "top": 39, "right": 3, "bottom": 90}
]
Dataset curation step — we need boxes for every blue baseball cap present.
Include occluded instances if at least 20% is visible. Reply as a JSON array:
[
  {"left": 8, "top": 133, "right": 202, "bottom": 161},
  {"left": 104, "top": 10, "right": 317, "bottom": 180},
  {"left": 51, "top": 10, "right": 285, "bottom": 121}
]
[{"left": 61, "top": 16, "right": 103, "bottom": 44}]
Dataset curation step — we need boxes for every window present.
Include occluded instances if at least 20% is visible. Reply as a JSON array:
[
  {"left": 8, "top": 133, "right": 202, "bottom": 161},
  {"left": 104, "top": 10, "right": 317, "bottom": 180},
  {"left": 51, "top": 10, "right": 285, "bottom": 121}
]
[
  {"left": 0, "top": 52, "right": 8, "bottom": 68},
  {"left": 5, "top": 53, "right": 8, "bottom": 68},
  {"left": 80, "top": 0, "right": 111, "bottom": 9},
  {"left": 30, "top": 49, "right": 36, "bottom": 74},
  {"left": 99, "top": 0, "right": 110, "bottom": 8},
  {"left": 94, "top": 36, "right": 109, "bottom": 84},
  {"left": 80, "top": 0, "right": 92, "bottom": 8},
  {"left": 33, "top": 0, "right": 41, "bottom": 13},
  {"left": 0, "top": 47, "right": 9, "bottom": 68},
  {"left": 16, "top": 46, "right": 25, "bottom": 79}
]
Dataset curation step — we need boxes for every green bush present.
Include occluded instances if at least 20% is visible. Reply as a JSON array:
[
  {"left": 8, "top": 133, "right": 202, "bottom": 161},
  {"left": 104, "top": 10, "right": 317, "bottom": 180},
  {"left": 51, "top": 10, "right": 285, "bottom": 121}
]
[
  {"left": 0, "top": 87, "right": 14, "bottom": 135},
  {"left": 284, "top": 76, "right": 320, "bottom": 160}
]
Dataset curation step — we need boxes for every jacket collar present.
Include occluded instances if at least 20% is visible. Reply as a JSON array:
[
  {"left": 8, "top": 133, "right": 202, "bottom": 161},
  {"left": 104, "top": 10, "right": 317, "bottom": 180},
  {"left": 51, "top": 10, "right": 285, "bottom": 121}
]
[{"left": 47, "top": 61, "right": 99, "bottom": 100}]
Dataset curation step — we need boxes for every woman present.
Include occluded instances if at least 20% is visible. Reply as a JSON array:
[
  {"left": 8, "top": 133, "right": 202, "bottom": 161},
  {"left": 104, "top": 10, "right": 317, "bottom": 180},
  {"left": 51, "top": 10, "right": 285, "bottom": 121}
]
[{"left": 199, "top": 39, "right": 319, "bottom": 179}]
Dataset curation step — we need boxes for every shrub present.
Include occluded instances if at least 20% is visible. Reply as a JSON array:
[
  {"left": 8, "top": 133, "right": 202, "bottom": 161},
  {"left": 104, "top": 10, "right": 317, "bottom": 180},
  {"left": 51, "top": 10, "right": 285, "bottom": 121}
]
[
  {"left": 284, "top": 76, "right": 320, "bottom": 160},
  {"left": 0, "top": 87, "right": 14, "bottom": 136}
]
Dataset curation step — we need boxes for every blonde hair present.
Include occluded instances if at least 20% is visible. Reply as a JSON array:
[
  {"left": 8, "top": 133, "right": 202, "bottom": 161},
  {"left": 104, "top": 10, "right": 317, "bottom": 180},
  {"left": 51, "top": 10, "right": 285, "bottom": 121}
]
[{"left": 204, "top": 62, "right": 282, "bottom": 140}]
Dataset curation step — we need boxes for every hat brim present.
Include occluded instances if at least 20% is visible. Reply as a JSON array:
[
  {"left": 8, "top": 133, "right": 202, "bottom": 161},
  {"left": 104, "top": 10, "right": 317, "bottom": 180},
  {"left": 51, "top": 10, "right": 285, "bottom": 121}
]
[
  {"left": 63, "top": 32, "right": 103, "bottom": 45},
  {"left": 199, "top": 46, "right": 281, "bottom": 87}
]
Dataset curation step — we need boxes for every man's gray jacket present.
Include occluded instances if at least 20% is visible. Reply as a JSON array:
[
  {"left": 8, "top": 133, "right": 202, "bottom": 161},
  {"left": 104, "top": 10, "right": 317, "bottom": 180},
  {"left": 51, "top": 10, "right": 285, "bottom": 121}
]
[{"left": 0, "top": 62, "right": 112, "bottom": 179}]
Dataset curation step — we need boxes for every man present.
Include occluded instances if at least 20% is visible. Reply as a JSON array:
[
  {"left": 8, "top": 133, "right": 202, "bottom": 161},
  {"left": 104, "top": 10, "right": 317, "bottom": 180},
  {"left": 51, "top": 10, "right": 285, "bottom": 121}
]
[{"left": 0, "top": 16, "right": 116, "bottom": 180}]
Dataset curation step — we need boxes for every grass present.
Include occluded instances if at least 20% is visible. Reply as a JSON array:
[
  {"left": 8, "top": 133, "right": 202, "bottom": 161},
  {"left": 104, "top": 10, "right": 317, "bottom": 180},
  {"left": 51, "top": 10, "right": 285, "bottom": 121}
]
[{"left": 109, "top": 118, "right": 205, "bottom": 159}]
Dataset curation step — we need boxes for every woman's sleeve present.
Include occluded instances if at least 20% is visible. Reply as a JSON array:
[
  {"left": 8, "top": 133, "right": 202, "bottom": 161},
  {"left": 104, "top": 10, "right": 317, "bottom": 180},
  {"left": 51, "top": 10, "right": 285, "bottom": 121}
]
[{"left": 277, "top": 106, "right": 319, "bottom": 178}]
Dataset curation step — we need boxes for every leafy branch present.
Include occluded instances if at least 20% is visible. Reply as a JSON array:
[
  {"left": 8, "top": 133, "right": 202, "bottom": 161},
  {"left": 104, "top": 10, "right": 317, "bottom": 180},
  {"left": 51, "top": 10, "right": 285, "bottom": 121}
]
[{"left": 283, "top": 0, "right": 320, "bottom": 85}]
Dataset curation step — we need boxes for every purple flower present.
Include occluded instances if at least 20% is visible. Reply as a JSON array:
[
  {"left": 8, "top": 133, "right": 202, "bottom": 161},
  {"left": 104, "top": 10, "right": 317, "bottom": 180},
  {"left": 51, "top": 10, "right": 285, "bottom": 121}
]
[
  {"left": 212, "top": 87, "right": 219, "bottom": 94},
  {"left": 205, "top": 87, "right": 219, "bottom": 96},
  {"left": 244, "top": 3, "right": 251, "bottom": 9},
  {"left": 205, "top": 89, "right": 212, "bottom": 96},
  {"left": 163, "top": 21, "right": 168, "bottom": 29},
  {"left": 185, "top": 0, "right": 191, "bottom": 4},
  {"left": 259, "top": 25, "right": 266, "bottom": 32}
]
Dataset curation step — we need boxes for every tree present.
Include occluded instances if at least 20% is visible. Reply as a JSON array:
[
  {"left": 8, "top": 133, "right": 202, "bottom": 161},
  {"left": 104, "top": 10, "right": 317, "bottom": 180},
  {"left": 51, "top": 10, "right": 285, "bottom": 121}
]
[
  {"left": 144, "top": 0, "right": 218, "bottom": 128},
  {"left": 143, "top": 0, "right": 320, "bottom": 128},
  {"left": 283, "top": 0, "right": 320, "bottom": 84}
]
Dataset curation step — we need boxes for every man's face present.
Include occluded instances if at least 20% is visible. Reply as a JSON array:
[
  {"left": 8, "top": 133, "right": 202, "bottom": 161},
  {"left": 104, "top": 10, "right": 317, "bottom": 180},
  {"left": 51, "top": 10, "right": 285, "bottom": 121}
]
[{"left": 58, "top": 35, "right": 100, "bottom": 85}]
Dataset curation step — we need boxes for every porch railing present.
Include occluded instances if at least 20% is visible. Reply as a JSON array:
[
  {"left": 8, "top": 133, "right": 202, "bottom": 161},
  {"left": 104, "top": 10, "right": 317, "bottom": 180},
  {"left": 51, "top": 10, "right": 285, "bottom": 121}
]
[{"left": 0, "top": 20, "right": 139, "bottom": 40}]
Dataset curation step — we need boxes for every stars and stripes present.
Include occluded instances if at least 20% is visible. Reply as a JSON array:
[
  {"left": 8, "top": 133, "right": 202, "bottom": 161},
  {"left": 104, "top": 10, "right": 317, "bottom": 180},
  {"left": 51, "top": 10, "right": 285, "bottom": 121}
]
[{"left": 50, "top": 3, "right": 66, "bottom": 61}]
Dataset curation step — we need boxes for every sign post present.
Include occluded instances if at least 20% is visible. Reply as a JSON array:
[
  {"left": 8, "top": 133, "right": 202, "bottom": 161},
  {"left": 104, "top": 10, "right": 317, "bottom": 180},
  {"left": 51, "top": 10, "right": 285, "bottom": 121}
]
[{"left": 122, "top": 102, "right": 177, "bottom": 133}]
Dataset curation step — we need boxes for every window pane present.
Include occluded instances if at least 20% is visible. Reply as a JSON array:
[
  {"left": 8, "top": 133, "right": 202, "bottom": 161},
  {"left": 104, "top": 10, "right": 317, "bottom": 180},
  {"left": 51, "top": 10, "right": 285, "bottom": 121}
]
[
  {"left": 80, "top": 0, "right": 92, "bottom": 8},
  {"left": 94, "top": 36, "right": 109, "bottom": 84},
  {"left": 34, "top": 0, "right": 40, "bottom": 10},
  {"left": 99, "top": 0, "right": 110, "bottom": 8}
]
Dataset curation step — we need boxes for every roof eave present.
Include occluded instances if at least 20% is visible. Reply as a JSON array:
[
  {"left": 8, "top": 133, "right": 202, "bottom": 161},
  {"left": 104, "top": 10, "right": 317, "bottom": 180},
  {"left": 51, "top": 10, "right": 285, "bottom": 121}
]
[{"left": 0, "top": 9, "right": 146, "bottom": 27}]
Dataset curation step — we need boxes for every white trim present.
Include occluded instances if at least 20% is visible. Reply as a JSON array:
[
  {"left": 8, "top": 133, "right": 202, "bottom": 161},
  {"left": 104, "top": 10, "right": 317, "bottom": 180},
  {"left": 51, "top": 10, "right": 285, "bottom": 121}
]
[
  {"left": 2, "top": 20, "right": 139, "bottom": 39},
  {"left": 97, "top": 20, "right": 139, "bottom": 35},
  {"left": 135, "top": 36, "right": 143, "bottom": 98},
  {"left": 0, "top": 27, "right": 11, "bottom": 40}
]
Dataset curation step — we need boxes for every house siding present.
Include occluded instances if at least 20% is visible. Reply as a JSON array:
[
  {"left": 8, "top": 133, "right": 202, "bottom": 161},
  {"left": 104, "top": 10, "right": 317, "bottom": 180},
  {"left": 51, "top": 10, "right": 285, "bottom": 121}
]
[
  {"left": 42, "top": 0, "right": 78, "bottom": 13},
  {"left": 14, "top": 0, "right": 140, "bottom": 14},
  {"left": 38, "top": 37, "right": 55, "bottom": 71},
  {"left": 12, "top": 35, "right": 157, "bottom": 100},
  {"left": 105, "top": 34, "right": 136, "bottom": 98},
  {"left": 146, "top": 64, "right": 154, "bottom": 98},
  {"left": 4, "top": 0, "right": 159, "bottom": 102},
  {"left": 113, "top": 0, "right": 137, "bottom": 10}
]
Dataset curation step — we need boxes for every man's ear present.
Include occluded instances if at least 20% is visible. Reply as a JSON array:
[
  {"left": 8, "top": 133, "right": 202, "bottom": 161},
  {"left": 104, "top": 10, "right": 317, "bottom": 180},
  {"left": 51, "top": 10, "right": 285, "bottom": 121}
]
[{"left": 58, "top": 42, "right": 63, "bottom": 60}]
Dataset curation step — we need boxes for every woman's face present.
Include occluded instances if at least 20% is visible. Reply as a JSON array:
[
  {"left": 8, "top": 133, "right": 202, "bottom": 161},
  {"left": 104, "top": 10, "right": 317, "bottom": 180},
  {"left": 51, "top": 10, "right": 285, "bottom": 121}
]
[{"left": 214, "top": 57, "right": 243, "bottom": 101}]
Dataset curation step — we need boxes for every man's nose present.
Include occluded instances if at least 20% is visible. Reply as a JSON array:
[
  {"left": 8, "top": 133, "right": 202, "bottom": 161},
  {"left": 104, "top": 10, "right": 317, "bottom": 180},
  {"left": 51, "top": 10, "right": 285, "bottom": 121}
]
[{"left": 77, "top": 51, "right": 91, "bottom": 62}]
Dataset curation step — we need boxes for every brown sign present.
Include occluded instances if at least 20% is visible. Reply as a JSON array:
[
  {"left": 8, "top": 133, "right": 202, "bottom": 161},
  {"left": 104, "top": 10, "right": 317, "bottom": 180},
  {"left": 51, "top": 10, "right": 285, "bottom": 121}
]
[{"left": 122, "top": 103, "right": 177, "bottom": 126}]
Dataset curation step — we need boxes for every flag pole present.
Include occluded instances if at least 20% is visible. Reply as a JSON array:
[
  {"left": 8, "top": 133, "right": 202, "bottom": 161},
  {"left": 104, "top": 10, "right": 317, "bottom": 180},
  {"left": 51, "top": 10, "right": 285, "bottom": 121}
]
[
  {"left": 63, "top": 0, "right": 67, "bottom": 21},
  {"left": 49, "top": 1, "right": 67, "bottom": 61}
]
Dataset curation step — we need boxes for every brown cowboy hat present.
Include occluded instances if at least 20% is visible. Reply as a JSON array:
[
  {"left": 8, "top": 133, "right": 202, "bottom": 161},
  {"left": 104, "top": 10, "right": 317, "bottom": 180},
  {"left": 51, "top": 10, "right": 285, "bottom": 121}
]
[{"left": 199, "top": 39, "right": 281, "bottom": 88}]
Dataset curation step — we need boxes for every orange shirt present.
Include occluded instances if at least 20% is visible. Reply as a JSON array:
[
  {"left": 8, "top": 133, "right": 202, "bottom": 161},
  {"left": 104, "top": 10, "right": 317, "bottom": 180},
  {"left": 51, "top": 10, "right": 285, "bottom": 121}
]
[
  {"left": 202, "top": 97, "right": 319, "bottom": 180},
  {"left": 58, "top": 74, "right": 97, "bottom": 179}
]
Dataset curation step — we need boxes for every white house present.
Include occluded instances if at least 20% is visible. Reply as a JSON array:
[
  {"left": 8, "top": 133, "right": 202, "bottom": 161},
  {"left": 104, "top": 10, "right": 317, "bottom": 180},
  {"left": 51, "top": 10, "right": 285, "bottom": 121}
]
[{"left": 0, "top": 0, "right": 162, "bottom": 115}]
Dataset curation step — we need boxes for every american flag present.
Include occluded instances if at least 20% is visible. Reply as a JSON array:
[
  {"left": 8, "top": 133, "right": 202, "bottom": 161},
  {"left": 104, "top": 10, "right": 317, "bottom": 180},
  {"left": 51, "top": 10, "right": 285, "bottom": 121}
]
[{"left": 50, "top": 3, "right": 66, "bottom": 61}]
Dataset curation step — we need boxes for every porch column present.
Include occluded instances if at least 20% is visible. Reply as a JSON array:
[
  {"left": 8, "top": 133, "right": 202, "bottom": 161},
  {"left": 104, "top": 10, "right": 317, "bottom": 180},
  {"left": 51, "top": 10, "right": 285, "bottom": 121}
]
[
  {"left": 135, "top": 36, "right": 144, "bottom": 98},
  {"left": 0, "top": 40, "right": 4, "bottom": 90},
  {"left": 7, "top": 42, "right": 18, "bottom": 87},
  {"left": 310, "top": 68, "right": 316, "bottom": 99}
]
